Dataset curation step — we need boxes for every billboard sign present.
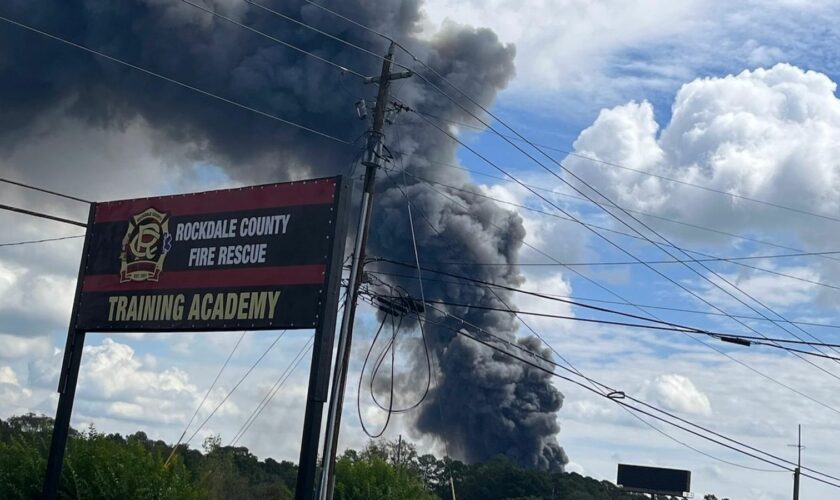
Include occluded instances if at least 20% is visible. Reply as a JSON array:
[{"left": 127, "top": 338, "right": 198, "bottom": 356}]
[
  {"left": 617, "top": 464, "right": 691, "bottom": 495},
  {"left": 75, "top": 176, "right": 346, "bottom": 331}
]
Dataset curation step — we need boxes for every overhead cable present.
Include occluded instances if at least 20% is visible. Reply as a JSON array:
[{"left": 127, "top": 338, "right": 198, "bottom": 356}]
[
  {"left": 408, "top": 179, "right": 840, "bottom": 416},
  {"left": 430, "top": 302, "right": 840, "bottom": 485},
  {"left": 219, "top": 0, "right": 840, "bottom": 375},
  {"left": 0, "top": 177, "right": 91, "bottom": 204},
  {"left": 179, "top": 0, "right": 370, "bottom": 79},
  {"left": 165, "top": 331, "right": 247, "bottom": 466},
  {"left": 244, "top": 0, "right": 387, "bottom": 62},
  {"left": 360, "top": 293, "right": 833, "bottom": 483},
  {"left": 410, "top": 109, "right": 840, "bottom": 384},
  {"left": 367, "top": 295, "right": 840, "bottom": 487},
  {"left": 368, "top": 269, "right": 840, "bottom": 331},
  {"left": 417, "top": 110, "right": 840, "bottom": 225},
  {"left": 182, "top": 330, "right": 288, "bottom": 448},
  {"left": 230, "top": 335, "right": 314, "bottom": 446},
  {"left": 357, "top": 316, "right": 396, "bottom": 438},
  {"left": 0, "top": 203, "right": 88, "bottom": 228},
  {"left": 0, "top": 235, "right": 85, "bottom": 248},
  {"left": 396, "top": 168, "right": 840, "bottom": 293},
  {"left": 407, "top": 74, "right": 840, "bottom": 379},
  {"left": 288, "top": 0, "right": 840, "bottom": 374},
  {"left": 303, "top": 6, "right": 840, "bottom": 378},
  {"left": 368, "top": 274, "right": 840, "bottom": 350},
  {"left": 379, "top": 184, "right": 784, "bottom": 473},
  {"left": 393, "top": 151, "right": 840, "bottom": 264},
  {"left": 386, "top": 294, "right": 840, "bottom": 361}
]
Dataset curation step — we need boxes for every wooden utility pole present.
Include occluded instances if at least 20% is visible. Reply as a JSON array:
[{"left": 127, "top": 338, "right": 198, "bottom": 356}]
[{"left": 317, "top": 40, "right": 410, "bottom": 500}]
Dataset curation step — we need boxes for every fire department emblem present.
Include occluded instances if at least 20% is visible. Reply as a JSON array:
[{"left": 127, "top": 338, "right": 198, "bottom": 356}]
[{"left": 119, "top": 208, "right": 173, "bottom": 283}]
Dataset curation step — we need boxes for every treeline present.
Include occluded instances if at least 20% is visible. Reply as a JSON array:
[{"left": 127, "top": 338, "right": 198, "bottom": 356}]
[{"left": 0, "top": 413, "right": 727, "bottom": 499}]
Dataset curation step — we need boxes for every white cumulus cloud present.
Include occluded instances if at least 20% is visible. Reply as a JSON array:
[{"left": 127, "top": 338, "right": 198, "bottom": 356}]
[
  {"left": 569, "top": 64, "right": 840, "bottom": 231},
  {"left": 644, "top": 374, "right": 712, "bottom": 416},
  {"left": 0, "top": 366, "right": 33, "bottom": 411}
]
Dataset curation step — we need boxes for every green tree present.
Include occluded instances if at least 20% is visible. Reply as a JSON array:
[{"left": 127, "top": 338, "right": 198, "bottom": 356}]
[
  {"left": 0, "top": 420, "right": 199, "bottom": 500},
  {"left": 0, "top": 432, "right": 46, "bottom": 498},
  {"left": 334, "top": 451, "right": 435, "bottom": 500},
  {"left": 61, "top": 425, "right": 200, "bottom": 499}
]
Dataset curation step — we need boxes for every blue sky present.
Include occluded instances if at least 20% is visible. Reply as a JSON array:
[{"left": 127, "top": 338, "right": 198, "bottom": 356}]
[
  {"left": 3, "top": 1, "right": 840, "bottom": 499},
  {"left": 417, "top": 2, "right": 840, "bottom": 498}
]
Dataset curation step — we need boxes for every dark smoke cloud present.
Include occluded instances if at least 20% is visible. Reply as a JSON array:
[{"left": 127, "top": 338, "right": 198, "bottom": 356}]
[
  {"left": 0, "top": 0, "right": 567, "bottom": 470},
  {"left": 370, "top": 178, "right": 568, "bottom": 470}
]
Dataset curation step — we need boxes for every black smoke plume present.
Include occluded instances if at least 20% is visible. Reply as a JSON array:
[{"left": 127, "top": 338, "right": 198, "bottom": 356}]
[{"left": 0, "top": 0, "right": 567, "bottom": 470}]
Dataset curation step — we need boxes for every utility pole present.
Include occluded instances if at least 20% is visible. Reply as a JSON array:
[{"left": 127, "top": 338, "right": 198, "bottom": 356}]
[
  {"left": 316, "top": 40, "right": 410, "bottom": 500},
  {"left": 788, "top": 424, "right": 804, "bottom": 500}
]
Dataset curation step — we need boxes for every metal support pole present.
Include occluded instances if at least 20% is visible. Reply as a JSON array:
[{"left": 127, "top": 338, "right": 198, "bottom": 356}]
[
  {"left": 317, "top": 40, "right": 406, "bottom": 500},
  {"left": 42, "top": 204, "right": 96, "bottom": 500},
  {"left": 793, "top": 424, "right": 801, "bottom": 500},
  {"left": 295, "top": 177, "right": 352, "bottom": 500}
]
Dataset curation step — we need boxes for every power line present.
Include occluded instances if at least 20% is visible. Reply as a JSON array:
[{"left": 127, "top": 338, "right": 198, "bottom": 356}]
[
  {"left": 410, "top": 78, "right": 840, "bottom": 383},
  {"left": 420, "top": 251, "right": 840, "bottom": 268},
  {"left": 230, "top": 335, "right": 314, "bottom": 447},
  {"left": 181, "top": 330, "right": 287, "bottom": 448},
  {"left": 270, "top": 0, "right": 840, "bottom": 448},
  {"left": 179, "top": 0, "right": 370, "bottom": 79},
  {"left": 379, "top": 168, "right": 840, "bottom": 475},
  {"left": 288, "top": 0, "right": 840, "bottom": 380},
  {"left": 230, "top": 291, "right": 348, "bottom": 447},
  {"left": 356, "top": 316, "right": 396, "bottom": 438},
  {"left": 411, "top": 294, "right": 781, "bottom": 474},
  {"left": 0, "top": 178, "right": 91, "bottom": 204},
  {"left": 407, "top": 178, "right": 840, "bottom": 417},
  {"left": 416, "top": 110, "right": 840, "bottom": 225},
  {"left": 365, "top": 149, "right": 432, "bottom": 416},
  {"left": 368, "top": 275, "right": 840, "bottom": 351},
  {"left": 0, "top": 203, "right": 87, "bottom": 228},
  {"left": 359, "top": 292, "right": 840, "bottom": 485},
  {"left": 432, "top": 302, "right": 840, "bottom": 485},
  {"left": 389, "top": 139, "right": 435, "bottom": 398},
  {"left": 0, "top": 235, "right": 85, "bottom": 248},
  {"left": 396, "top": 169, "right": 840, "bottom": 294},
  {"left": 399, "top": 295, "right": 840, "bottom": 361},
  {"left": 0, "top": 14, "right": 353, "bottom": 146},
  {"left": 381, "top": 184, "right": 787, "bottom": 473},
  {"left": 244, "top": 0, "right": 387, "bottom": 62},
  {"left": 369, "top": 295, "right": 840, "bottom": 487},
  {"left": 372, "top": 258, "right": 757, "bottom": 340},
  {"left": 165, "top": 331, "right": 247, "bottom": 467},
  {"left": 394, "top": 149, "right": 840, "bottom": 264},
  {"left": 227, "top": 0, "right": 840, "bottom": 369},
  {"left": 407, "top": 30, "right": 840, "bottom": 375},
  {"left": 409, "top": 108, "right": 840, "bottom": 386},
  {"left": 368, "top": 269, "right": 840, "bottom": 331},
  {"left": 343, "top": 10, "right": 840, "bottom": 380}
]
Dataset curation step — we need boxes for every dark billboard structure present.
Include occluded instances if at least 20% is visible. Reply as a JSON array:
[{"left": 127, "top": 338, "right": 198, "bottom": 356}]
[
  {"left": 75, "top": 178, "right": 342, "bottom": 331},
  {"left": 617, "top": 463, "right": 691, "bottom": 496},
  {"left": 43, "top": 176, "right": 351, "bottom": 500}
]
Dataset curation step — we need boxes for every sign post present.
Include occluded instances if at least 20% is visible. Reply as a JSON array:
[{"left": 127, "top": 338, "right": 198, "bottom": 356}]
[
  {"left": 42, "top": 176, "right": 350, "bottom": 500},
  {"left": 42, "top": 204, "right": 96, "bottom": 499}
]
